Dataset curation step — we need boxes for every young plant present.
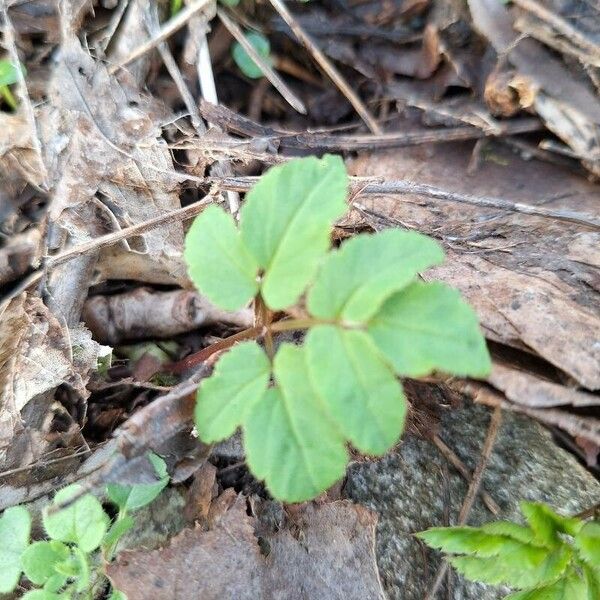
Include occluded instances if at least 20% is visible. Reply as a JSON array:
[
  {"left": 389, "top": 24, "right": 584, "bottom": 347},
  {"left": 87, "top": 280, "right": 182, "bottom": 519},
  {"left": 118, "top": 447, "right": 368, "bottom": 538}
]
[
  {"left": 417, "top": 501, "right": 600, "bottom": 599},
  {"left": 184, "top": 154, "right": 491, "bottom": 503},
  {"left": 0, "top": 452, "right": 168, "bottom": 599}
]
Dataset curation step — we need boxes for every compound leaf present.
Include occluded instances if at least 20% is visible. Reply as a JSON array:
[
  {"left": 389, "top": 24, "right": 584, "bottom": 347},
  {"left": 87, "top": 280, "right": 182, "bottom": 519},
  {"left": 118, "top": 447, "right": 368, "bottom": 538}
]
[
  {"left": 244, "top": 344, "right": 347, "bottom": 502},
  {"left": 21, "top": 541, "right": 69, "bottom": 585},
  {"left": 307, "top": 230, "right": 444, "bottom": 322},
  {"left": 106, "top": 453, "right": 169, "bottom": 512},
  {"left": 232, "top": 32, "right": 272, "bottom": 79},
  {"left": 0, "top": 505, "right": 30, "bottom": 593},
  {"left": 575, "top": 522, "right": 600, "bottom": 566},
  {"left": 240, "top": 155, "right": 348, "bottom": 309},
  {"left": 306, "top": 325, "right": 406, "bottom": 455},
  {"left": 368, "top": 282, "right": 491, "bottom": 377},
  {"left": 184, "top": 204, "right": 259, "bottom": 311},
  {"left": 195, "top": 341, "right": 270, "bottom": 442},
  {"left": 43, "top": 485, "right": 109, "bottom": 553}
]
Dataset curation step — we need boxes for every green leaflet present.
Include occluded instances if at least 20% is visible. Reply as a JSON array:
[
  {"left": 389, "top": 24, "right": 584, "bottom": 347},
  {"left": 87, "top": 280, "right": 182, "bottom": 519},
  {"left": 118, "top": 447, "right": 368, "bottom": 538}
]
[
  {"left": 244, "top": 344, "right": 347, "bottom": 502},
  {"left": 240, "top": 155, "right": 348, "bottom": 309},
  {"left": 232, "top": 32, "right": 273, "bottom": 79},
  {"left": 521, "top": 501, "right": 583, "bottom": 546},
  {"left": 575, "top": 522, "right": 600, "bottom": 566},
  {"left": 21, "top": 541, "right": 70, "bottom": 586},
  {"left": 195, "top": 341, "right": 270, "bottom": 442},
  {"left": 505, "top": 569, "right": 589, "bottom": 600},
  {"left": 307, "top": 229, "right": 444, "bottom": 322},
  {"left": 306, "top": 325, "right": 406, "bottom": 455},
  {"left": 43, "top": 485, "right": 109, "bottom": 553},
  {"left": 480, "top": 521, "right": 541, "bottom": 546},
  {"left": 0, "top": 59, "right": 25, "bottom": 87},
  {"left": 184, "top": 204, "right": 259, "bottom": 311},
  {"left": 106, "top": 453, "right": 169, "bottom": 512},
  {"left": 0, "top": 505, "right": 30, "bottom": 593},
  {"left": 368, "top": 281, "right": 491, "bottom": 377},
  {"left": 449, "top": 544, "right": 572, "bottom": 589}
]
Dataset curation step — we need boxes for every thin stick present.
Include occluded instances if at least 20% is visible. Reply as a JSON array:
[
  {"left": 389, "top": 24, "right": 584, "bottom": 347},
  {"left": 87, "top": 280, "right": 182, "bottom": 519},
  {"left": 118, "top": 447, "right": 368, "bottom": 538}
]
[
  {"left": 107, "top": 0, "right": 212, "bottom": 74},
  {"left": 218, "top": 9, "right": 306, "bottom": 114},
  {"left": 267, "top": 0, "right": 382, "bottom": 134},
  {"left": 432, "top": 435, "right": 501, "bottom": 515},
  {"left": 425, "top": 407, "right": 503, "bottom": 600}
]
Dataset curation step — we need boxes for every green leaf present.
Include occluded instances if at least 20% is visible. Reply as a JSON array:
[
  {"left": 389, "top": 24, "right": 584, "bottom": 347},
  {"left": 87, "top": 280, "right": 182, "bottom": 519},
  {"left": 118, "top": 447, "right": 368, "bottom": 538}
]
[
  {"left": 106, "top": 453, "right": 169, "bottom": 512},
  {"left": 232, "top": 32, "right": 272, "bottom": 79},
  {"left": 244, "top": 344, "right": 347, "bottom": 502},
  {"left": 417, "top": 526, "right": 537, "bottom": 557},
  {"left": 195, "top": 341, "right": 270, "bottom": 442},
  {"left": 583, "top": 563, "right": 600, "bottom": 599},
  {"left": 367, "top": 282, "right": 491, "bottom": 377},
  {"left": 22, "top": 541, "right": 70, "bottom": 585},
  {"left": 240, "top": 155, "right": 348, "bottom": 309},
  {"left": 72, "top": 546, "right": 90, "bottom": 593},
  {"left": 0, "top": 505, "right": 30, "bottom": 593},
  {"left": 480, "top": 521, "right": 539, "bottom": 545},
  {"left": 306, "top": 325, "right": 406, "bottom": 455},
  {"left": 43, "top": 485, "right": 109, "bottom": 552},
  {"left": 505, "top": 569, "right": 588, "bottom": 599},
  {"left": 307, "top": 229, "right": 444, "bottom": 323},
  {"left": 102, "top": 515, "right": 135, "bottom": 552},
  {"left": 449, "top": 545, "right": 572, "bottom": 589},
  {"left": 0, "top": 59, "right": 25, "bottom": 87},
  {"left": 184, "top": 204, "right": 259, "bottom": 311},
  {"left": 521, "top": 502, "right": 583, "bottom": 546},
  {"left": 575, "top": 522, "right": 600, "bottom": 566},
  {"left": 43, "top": 572, "right": 68, "bottom": 593},
  {"left": 21, "top": 590, "right": 64, "bottom": 600},
  {"left": 109, "top": 590, "right": 128, "bottom": 600}
]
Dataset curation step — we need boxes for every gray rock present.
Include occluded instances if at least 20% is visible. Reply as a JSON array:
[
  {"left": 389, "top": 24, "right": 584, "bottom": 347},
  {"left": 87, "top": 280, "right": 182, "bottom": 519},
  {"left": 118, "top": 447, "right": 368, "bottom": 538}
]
[{"left": 345, "top": 401, "right": 600, "bottom": 600}]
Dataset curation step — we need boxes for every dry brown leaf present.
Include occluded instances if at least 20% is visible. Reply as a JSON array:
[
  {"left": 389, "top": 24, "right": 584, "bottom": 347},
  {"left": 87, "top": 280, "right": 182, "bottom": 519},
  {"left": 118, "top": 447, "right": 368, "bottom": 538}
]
[
  {"left": 347, "top": 143, "right": 600, "bottom": 390},
  {"left": 107, "top": 496, "right": 385, "bottom": 600}
]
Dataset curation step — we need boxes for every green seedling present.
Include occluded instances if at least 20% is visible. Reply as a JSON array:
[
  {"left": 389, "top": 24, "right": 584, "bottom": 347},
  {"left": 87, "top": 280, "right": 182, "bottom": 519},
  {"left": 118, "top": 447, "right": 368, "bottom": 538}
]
[
  {"left": 0, "top": 452, "right": 168, "bottom": 599},
  {"left": 0, "top": 59, "right": 26, "bottom": 110},
  {"left": 231, "top": 31, "right": 272, "bottom": 79},
  {"left": 184, "top": 154, "right": 491, "bottom": 503},
  {"left": 418, "top": 501, "right": 600, "bottom": 599}
]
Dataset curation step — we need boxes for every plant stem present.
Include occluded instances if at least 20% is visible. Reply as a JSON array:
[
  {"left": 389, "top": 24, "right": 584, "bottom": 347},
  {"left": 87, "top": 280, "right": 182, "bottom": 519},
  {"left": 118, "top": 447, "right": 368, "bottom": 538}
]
[
  {"left": 0, "top": 85, "right": 17, "bottom": 109},
  {"left": 269, "top": 318, "right": 321, "bottom": 332}
]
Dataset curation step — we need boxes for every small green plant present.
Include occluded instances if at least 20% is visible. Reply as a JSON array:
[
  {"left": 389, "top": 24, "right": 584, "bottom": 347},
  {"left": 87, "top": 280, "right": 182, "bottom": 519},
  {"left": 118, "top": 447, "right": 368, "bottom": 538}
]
[
  {"left": 418, "top": 501, "right": 600, "bottom": 599},
  {"left": 0, "top": 59, "right": 25, "bottom": 110},
  {"left": 184, "top": 155, "right": 491, "bottom": 503},
  {"left": 0, "top": 453, "right": 168, "bottom": 599},
  {"left": 231, "top": 31, "right": 272, "bottom": 79}
]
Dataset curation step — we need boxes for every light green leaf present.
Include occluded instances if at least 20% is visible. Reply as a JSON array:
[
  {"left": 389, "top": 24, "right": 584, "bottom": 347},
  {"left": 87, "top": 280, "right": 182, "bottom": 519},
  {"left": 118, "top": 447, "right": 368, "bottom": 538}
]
[
  {"left": 417, "top": 526, "right": 538, "bottom": 558},
  {"left": 449, "top": 545, "right": 572, "bottom": 589},
  {"left": 244, "top": 344, "right": 347, "bottom": 502},
  {"left": 0, "top": 59, "right": 25, "bottom": 87},
  {"left": 102, "top": 515, "right": 135, "bottom": 551},
  {"left": 367, "top": 282, "right": 491, "bottom": 377},
  {"left": 575, "top": 522, "right": 600, "bottom": 566},
  {"left": 184, "top": 204, "right": 259, "bottom": 311},
  {"left": 521, "top": 502, "right": 582, "bottom": 546},
  {"left": 22, "top": 541, "right": 69, "bottom": 585},
  {"left": 72, "top": 546, "right": 90, "bottom": 593},
  {"left": 43, "top": 485, "right": 109, "bottom": 553},
  {"left": 306, "top": 325, "right": 406, "bottom": 455},
  {"left": 109, "top": 590, "right": 128, "bottom": 600},
  {"left": 21, "top": 590, "right": 64, "bottom": 600},
  {"left": 0, "top": 505, "right": 30, "bottom": 593},
  {"left": 43, "top": 572, "right": 68, "bottom": 593},
  {"left": 232, "top": 32, "right": 272, "bottom": 79},
  {"left": 240, "top": 155, "right": 348, "bottom": 309},
  {"left": 583, "top": 563, "right": 600, "bottom": 600},
  {"left": 505, "top": 569, "right": 588, "bottom": 599},
  {"left": 307, "top": 229, "right": 444, "bottom": 322},
  {"left": 480, "top": 521, "right": 539, "bottom": 546},
  {"left": 195, "top": 341, "right": 270, "bottom": 442},
  {"left": 106, "top": 453, "right": 169, "bottom": 512}
]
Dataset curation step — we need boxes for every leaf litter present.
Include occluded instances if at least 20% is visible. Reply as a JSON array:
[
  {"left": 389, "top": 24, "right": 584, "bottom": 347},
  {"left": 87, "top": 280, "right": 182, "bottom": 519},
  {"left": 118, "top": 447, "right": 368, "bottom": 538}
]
[{"left": 1, "top": 0, "right": 600, "bottom": 596}]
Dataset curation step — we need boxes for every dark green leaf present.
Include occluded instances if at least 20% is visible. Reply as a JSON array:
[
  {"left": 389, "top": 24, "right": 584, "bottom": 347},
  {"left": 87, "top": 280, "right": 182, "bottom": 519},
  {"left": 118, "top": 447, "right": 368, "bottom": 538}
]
[
  {"left": 195, "top": 341, "right": 270, "bottom": 442},
  {"left": 306, "top": 325, "right": 406, "bottom": 454},
  {"left": 240, "top": 155, "right": 348, "bottom": 309},
  {"left": 367, "top": 282, "right": 491, "bottom": 377},
  {"left": 307, "top": 229, "right": 443, "bottom": 322},
  {"left": 232, "top": 32, "right": 272, "bottom": 79},
  {"left": 244, "top": 344, "right": 347, "bottom": 502},
  {"left": 184, "top": 204, "right": 259, "bottom": 311}
]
